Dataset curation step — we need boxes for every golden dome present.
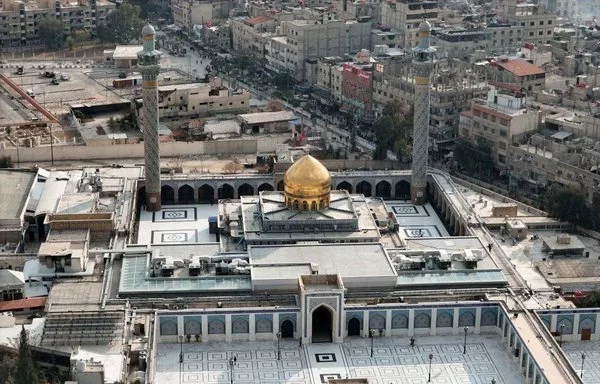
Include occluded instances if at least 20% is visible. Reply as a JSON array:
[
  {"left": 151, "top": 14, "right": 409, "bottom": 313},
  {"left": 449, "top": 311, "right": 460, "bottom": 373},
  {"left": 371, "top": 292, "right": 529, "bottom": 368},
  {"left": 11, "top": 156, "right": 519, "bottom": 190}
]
[{"left": 284, "top": 154, "right": 331, "bottom": 211}]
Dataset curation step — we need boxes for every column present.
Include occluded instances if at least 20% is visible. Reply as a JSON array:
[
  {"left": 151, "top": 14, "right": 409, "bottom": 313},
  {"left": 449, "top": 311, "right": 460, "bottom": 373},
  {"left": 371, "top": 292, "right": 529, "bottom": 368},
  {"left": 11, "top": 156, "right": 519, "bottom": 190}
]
[
  {"left": 408, "top": 309, "right": 415, "bottom": 336},
  {"left": 249, "top": 314, "right": 256, "bottom": 341},
  {"left": 273, "top": 313, "right": 280, "bottom": 339},
  {"left": 475, "top": 308, "right": 482, "bottom": 334},
  {"left": 385, "top": 310, "right": 392, "bottom": 337},
  {"left": 452, "top": 308, "right": 460, "bottom": 335},
  {"left": 193, "top": 185, "right": 199, "bottom": 203},
  {"left": 363, "top": 311, "right": 370, "bottom": 337},
  {"left": 173, "top": 186, "right": 179, "bottom": 204},
  {"left": 177, "top": 315, "right": 184, "bottom": 337},
  {"left": 550, "top": 314, "right": 557, "bottom": 333},
  {"left": 430, "top": 309, "right": 437, "bottom": 336},
  {"left": 525, "top": 354, "right": 530, "bottom": 379},
  {"left": 225, "top": 314, "right": 232, "bottom": 342},
  {"left": 201, "top": 316, "right": 208, "bottom": 342},
  {"left": 595, "top": 314, "right": 600, "bottom": 337},
  {"left": 573, "top": 313, "right": 580, "bottom": 341}
]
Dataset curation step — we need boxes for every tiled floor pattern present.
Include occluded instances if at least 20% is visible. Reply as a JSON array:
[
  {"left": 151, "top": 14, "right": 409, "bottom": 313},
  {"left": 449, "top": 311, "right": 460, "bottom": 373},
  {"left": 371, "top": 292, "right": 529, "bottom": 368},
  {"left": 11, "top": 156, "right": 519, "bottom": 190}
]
[
  {"left": 155, "top": 335, "right": 525, "bottom": 384},
  {"left": 386, "top": 200, "right": 450, "bottom": 238},
  {"left": 137, "top": 205, "right": 218, "bottom": 245},
  {"left": 563, "top": 341, "right": 600, "bottom": 384}
]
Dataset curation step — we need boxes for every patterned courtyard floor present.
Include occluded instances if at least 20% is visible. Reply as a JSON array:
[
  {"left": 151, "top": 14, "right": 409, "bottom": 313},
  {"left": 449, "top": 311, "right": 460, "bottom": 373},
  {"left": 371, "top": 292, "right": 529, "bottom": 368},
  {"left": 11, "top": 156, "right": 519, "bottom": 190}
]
[
  {"left": 155, "top": 334, "right": 526, "bottom": 384},
  {"left": 563, "top": 340, "right": 600, "bottom": 384}
]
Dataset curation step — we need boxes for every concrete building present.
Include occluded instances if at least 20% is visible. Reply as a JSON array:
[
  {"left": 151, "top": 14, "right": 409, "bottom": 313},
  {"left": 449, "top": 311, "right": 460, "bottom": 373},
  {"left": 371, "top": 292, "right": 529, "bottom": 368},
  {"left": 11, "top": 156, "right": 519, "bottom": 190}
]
[
  {"left": 380, "top": 0, "right": 439, "bottom": 48},
  {"left": 0, "top": 0, "right": 115, "bottom": 49},
  {"left": 509, "top": 3, "right": 556, "bottom": 46},
  {"left": 0, "top": 169, "right": 37, "bottom": 244},
  {"left": 370, "top": 27, "right": 403, "bottom": 50},
  {"left": 265, "top": 17, "right": 372, "bottom": 80},
  {"left": 487, "top": 23, "right": 524, "bottom": 55},
  {"left": 156, "top": 80, "right": 250, "bottom": 119},
  {"left": 432, "top": 28, "right": 490, "bottom": 61},
  {"left": 231, "top": 15, "right": 276, "bottom": 58},
  {"left": 312, "top": 56, "right": 345, "bottom": 106},
  {"left": 202, "top": 24, "right": 232, "bottom": 51},
  {"left": 171, "top": 0, "right": 233, "bottom": 31},
  {"left": 341, "top": 59, "right": 374, "bottom": 122},
  {"left": 111, "top": 45, "right": 142, "bottom": 69},
  {"left": 488, "top": 57, "right": 546, "bottom": 92},
  {"left": 237, "top": 111, "right": 297, "bottom": 134},
  {"left": 459, "top": 82, "right": 540, "bottom": 169}
]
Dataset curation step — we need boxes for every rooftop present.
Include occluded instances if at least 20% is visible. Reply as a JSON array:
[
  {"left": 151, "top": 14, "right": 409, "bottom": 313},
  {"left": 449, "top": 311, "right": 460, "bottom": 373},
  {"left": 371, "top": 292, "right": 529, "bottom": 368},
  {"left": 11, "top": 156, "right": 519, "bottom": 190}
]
[
  {"left": 112, "top": 45, "right": 143, "bottom": 59},
  {"left": 237, "top": 111, "right": 297, "bottom": 125},
  {"left": 244, "top": 15, "right": 273, "bottom": 26},
  {"left": 493, "top": 59, "right": 545, "bottom": 77},
  {"left": 0, "top": 169, "right": 36, "bottom": 222}
]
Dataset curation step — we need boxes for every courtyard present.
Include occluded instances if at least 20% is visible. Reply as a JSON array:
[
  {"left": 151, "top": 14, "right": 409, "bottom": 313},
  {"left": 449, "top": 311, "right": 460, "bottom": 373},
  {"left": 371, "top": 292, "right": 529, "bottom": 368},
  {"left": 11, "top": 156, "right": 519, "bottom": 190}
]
[{"left": 155, "top": 334, "right": 525, "bottom": 384}]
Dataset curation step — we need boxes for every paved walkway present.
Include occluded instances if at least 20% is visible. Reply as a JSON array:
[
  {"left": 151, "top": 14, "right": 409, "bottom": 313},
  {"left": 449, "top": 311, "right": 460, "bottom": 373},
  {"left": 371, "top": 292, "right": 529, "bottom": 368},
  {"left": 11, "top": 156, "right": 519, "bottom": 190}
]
[
  {"left": 563, "top": 340, "right": 600, "bottom": 384},
  {"left": 155, "top": 334, "right": 526, "bottom": 384}
]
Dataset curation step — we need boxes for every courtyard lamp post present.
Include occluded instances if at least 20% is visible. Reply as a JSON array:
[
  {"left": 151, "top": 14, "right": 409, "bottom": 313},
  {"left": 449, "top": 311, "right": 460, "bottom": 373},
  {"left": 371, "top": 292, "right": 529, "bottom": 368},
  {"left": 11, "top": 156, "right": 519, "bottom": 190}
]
[
  {"left": 229, "top": 355, "right": 237, "bottom": 384},
  {"left": 559, "top": 323, "right": 565, "bottom": 347},
  {"left": 491, "top": 379, "right": 496, "bottom": 384},
  {"left": 581, "top": 353, "right": 586, "bottom": 378},
  {"left": 369, "top": 329, "right": 376, "bottom": 357},
  {"left": 276, "top": 331, "right": 281, "bottom": 360},
  {"left": 427, "top": 353, "right": 433, "bottom": 383},
  {"left": 463, "top": 326, "right": 469, "bottom": 354},
  {"left": 179, "top": 334, "right": 184, "bottom": 363}
]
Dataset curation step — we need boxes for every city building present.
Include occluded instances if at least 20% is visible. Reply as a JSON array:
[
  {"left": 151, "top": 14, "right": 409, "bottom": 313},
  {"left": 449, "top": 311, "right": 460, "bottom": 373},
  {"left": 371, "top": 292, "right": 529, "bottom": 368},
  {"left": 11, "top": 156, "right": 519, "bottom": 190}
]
[
  {"left": 231, "top": 15, "right": 276, "bottom": 58},
  {"left": 171, "top": 0, "right": 233, "bottom": 31},
  {"left": 0, "top": 0, "right": 115, "bottom": 49},
  {"left": 509, "top": 3, "right": 556, "bottom": 46},
  {"left": 265, "top": 17, "right": 372, "bottom": 80},
  {"left": 380, "top": 0, "right": 439, "bottom": 48},
  {"left": 154, "top": 79, "right": 250, "bottom": 119},
  {"left": 459, "top": 81, "right": 541, "bottom": 169},
  {"left": 487, "top": 57, "right": 546, "bottom": 92},
  {"left": 487, "top": 23, "right": 524, "bottom": 55},
  {"left": 340, "top": 57, "right": 374, "bottom": 122},
  {"left": 237, "top": 111, "right": 297, "bottom": 134},
  {"left": 432, "top": 28, "right": 490, "bottom": 61}
]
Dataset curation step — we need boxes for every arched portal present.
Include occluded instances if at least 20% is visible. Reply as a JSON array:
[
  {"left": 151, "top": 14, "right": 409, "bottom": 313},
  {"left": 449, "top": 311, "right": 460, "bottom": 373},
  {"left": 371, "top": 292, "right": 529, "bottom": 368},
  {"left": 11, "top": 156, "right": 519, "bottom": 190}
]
[
  {"left": 395, "top": 180, "right": 411, "bottom": 200},
  {"left": 348, "top": 318, "right": 360, "bottom": 336},
  {"left": 161, "top": 185, "right": 175, "bottom": 205},
  {"left": 356, "top": 181, "right": 372, "bottom": 197},
  {"left": 312, "top": 306, "right": 333, "bottom": 343},
  {"left": 258, "top": 183, "right": 274, "bottom": 192},
  {"left": 238, "top": 183, "right": 254, "bottom": 197},
  {"left": 178, "top": 184, "right": 194, "bottom": 204},
  {"left": 375, "top": 181, "right": 391, "bottom": 199},
  {"left": 198, "top": 184, "right": 214, "bottom": 203},
  {"left": 218, "top": 184, "right": 234, "bottom": 199},
  {"left": 336, "top": 181, "right": 353, "bottom": 193},
  {"left": 277, "top": 180, "right": 284, "bottom": 191},
  {"left": 281, "top": 320, "right": 294, "bottom": 338}
]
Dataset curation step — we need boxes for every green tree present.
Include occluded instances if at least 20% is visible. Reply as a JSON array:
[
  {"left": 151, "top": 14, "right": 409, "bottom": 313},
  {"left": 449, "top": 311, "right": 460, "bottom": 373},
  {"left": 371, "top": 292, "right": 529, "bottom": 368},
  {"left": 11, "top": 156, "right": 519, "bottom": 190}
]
[
  {"left": 73, "top": 29, "right": 91, "bottom": 47},
  {"left": 453, "top": 137, "right": 494, "bottom": 180},
  {"left": 38, "top": 17, "right": 64, "bottom": 49},
  {"left": 66, "top": 36, "right": 74, "bottom": 51},
  {"left": 372, "top": 101, "right": 413, "bottom": 161},
  {"left": 579, "top": 290, "right": 600, "bottom": 308},
  {"left": 14, "top": 326, "right": 38, "bottom": 384},
  {"left": 98, "top": 3, "right": 144, "bottom": 43},
  {"left": 541, "top": 184, "right": 587, "bottom": 225}
]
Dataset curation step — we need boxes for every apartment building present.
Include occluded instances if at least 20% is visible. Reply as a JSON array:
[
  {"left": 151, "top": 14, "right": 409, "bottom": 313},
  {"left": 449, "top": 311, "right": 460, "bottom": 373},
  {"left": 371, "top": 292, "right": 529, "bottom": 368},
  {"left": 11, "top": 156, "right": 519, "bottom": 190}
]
[
  {"left": 372, "top": 58, "right": 486, "bottom": 150},
  {"left": 459, "top": 82, "right": 540, "bottom": 168},
  {"left": 0, "top": 0, "right": 114, "bottom": 49},
  {"left": 509, "top": 4, "right": 556, "bottom": 46},
  {"left": 155, "top": 79, "right": 250, "bottom": 119},
  {"left": 432, "top": 28, "right": 489, "bottom": 61},
  {"left": 203, "top": 24, "right": 232, "bottom": 51},
  {"left": 371, "top": 27, "right": 403, "bottom": 50},
  {"left": 171, "top": 0, "right": 233, "bottom": 31},
  {"left": 341, "top": 60, "right": 374, "bottom": 122},
  {"left": 312, "top": 56, "right": 345, "bottom": 106},
  {"left": 231, "top": 15, "right": 276, "bottom": 58},
  {"left": 487, "top": 57, "right": 546, "bottom": 92},
  {"left": 265, "top": 17, "right": 372, "bottom": 81},
  {"left": 380, "top": 0, "right": 438, "bottom": 48},
  {"left": 487, "top": 23, "right": 523, "bottom": 55}
]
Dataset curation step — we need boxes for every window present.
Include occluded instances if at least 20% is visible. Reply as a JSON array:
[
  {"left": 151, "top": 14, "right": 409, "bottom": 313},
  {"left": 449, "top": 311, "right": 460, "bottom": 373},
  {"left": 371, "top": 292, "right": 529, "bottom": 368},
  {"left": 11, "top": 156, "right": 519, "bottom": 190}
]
[
  {"left": 539, "top": 21, "right": 544, "bottom": 25},
  {"left": 548, "top": 20, "right": 552, "bottom": 25},
  {"left": 529, "top": 32, "right": 534, "bottom": 37}
]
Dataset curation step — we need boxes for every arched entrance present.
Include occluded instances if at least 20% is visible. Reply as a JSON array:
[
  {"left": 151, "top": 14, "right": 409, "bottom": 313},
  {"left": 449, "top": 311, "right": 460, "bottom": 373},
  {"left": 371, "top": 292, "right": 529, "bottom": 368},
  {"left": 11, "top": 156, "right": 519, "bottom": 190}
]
[
  {"left": 178, "top": 184, "right": 194, "bottom": 204},
  {"left": 198, "top": 184, "right": 214, "bottom": 203},
  {"left": 375, "top": 181, "right": 391, "bottom": 199},
  {"left": 238, "top": 183, "right": 254, "bottom": 197},
  {"left": 161, "top": 185, "right": 175, "bottom": 205},
  {"left": 258, "top": 183, "right": 274, "bottom": 192},
  {"left": 312, "top": 306, "right": 333, "bottom": 343},
  {"left": 218, "top": 184, "right": 234, "bottom": 199},
  {"left": 348, "top": 318, "right": 360, "bottom": 336},
  {"left": 356, "top": 181, "right": 372, "bottom": 197},
  {"left": 395, "top": 180, "right": 411, "bottom": 200},
  {"left": 281, "top": 320, "right": 294, "bottom": 338},
  {"left": 277, "top": 180, "right": 284, "bottom": 191},
  {"left": 336, "top": 181, "right": 353, "bottom": 193}
]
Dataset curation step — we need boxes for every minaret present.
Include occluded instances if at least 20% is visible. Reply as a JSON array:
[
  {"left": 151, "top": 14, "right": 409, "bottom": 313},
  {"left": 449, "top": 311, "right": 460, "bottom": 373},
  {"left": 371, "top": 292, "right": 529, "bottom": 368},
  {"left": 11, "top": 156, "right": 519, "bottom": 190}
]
[
  {"left": 410, "top": 20, "right": 435, "bottom": 205},
  {"left": 138, "top": 24, "right": 162, "bottom": 211}
]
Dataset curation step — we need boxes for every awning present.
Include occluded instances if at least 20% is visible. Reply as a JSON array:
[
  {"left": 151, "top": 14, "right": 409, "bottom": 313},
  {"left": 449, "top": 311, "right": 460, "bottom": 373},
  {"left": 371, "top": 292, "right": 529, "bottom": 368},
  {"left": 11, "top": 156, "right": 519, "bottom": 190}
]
[{"left": 551, "top": 131, "right": 573, "bottom": 141}]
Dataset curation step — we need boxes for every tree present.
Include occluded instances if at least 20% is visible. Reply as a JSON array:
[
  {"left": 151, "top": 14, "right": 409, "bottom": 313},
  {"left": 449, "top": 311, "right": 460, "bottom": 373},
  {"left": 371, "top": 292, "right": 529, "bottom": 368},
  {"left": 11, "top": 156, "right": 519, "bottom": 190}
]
[
  {"left": 579, "top": 290, "right": 600, "bottom": 308},
  {"left": 38, "top": 17, "right": 63, "bottom": 49},
  {"left": 73, "top": 29, "right": 91, "bottom": 47},
  {"left": 66, "top": 36, "right": 74, "bottom": 51},
  {"left": 453, "top": 137, "right": 494, "bottom": 180},
  {"left": 14, "top": 326, "right": 38, "bottom": 384},
  {"left": 372, "top": 101, "right": 413, "bottom": 161},
  {"left": 541, "top": 184, "right": 587, "bottom": 225},
  {"left": 0, "top": 156, "right": 13, "bottom": 168},
  {"left": 222, "top": 160, "right": 242, "bottom": 174},
  {"left": 99, "top": 3, "right": 144, "bottom": 43}
]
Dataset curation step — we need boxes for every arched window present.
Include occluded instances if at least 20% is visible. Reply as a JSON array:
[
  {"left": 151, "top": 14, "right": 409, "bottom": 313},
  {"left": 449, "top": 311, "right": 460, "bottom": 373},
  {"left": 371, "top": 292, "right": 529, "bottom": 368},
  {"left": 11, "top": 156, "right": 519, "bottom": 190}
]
[
  {"left": 311, "top": 201, "right": 317, "bottom": 210},
  {"left": 319, "top": 200, "right": 324, "bottom": 209},
  {"left": 302, "top": 201, "right": 308, "bottom": 210},
  {"left": 293, "top": 200, "right": 299, "bottom": 210}
]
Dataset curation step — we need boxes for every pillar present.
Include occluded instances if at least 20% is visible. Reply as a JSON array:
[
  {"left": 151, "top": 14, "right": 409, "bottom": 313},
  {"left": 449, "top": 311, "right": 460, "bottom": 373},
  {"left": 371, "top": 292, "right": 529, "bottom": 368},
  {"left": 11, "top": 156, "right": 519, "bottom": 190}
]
[
  {"left": 430, "top": 309, "right": 437, "bottom": 336},
  {"left": 225, "top": 314, "right": 232, "bottom": 342},
  {"left": 385, "top": 310, "right": 392, "bottom": 337},
  {"left": 201, "top": 316, "right": 208, "bottom": 342},
  {"left": 475, "top": 308, "right": 482, "bottom": 334},
  {"left": 249, "top": 314, "right": 256, "bottom": 341},
  {"left": 363, "top": 311, "right": 370, "bottom": 337},
  {"left": 452, "top": 308, "right": 460, "bottom": 335},
  {"left": 573, "top": 313, "right": 580, "bottom": 341},
  {"left": 273, "top": 313, "right": 280, "bottom": 339},
  {"left": 408, "top": 309, "right": 415, "bottom": 336}
]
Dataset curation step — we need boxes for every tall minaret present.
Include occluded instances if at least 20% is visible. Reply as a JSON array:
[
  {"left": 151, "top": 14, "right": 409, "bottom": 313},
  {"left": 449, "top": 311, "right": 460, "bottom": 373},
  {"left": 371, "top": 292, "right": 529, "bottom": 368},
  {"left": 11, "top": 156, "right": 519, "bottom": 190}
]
[
  {"left": 410, "top": 20, "right": 435, "bottom": 205},
  {"left": 138, "top": 24, "right": 162, "bottom": 211}
]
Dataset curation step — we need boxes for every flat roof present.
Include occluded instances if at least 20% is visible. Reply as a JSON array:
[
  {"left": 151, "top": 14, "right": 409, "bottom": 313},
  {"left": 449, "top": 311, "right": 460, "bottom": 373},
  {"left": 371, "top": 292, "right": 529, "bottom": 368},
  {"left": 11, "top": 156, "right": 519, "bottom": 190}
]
[
  {"left": 249, "top": 243, "right": 396, "bottom": 280},
  {"left": 541, "top": 234, "right": 585, "bottom": 250},
  {"left": 494, "top": 59, "right": 545, "bottom": 77},
  {"left": 0, "top": 169, "right": 36, "bottom": 221},
  {"left": 113, "top": 45, "right": 143, "bottom": 59},
  {"left": 56, "top": 193, "right": 96, "bottom": 214},
  {"left": 238, "top": 111, "right": 297, "bottom": 125}
]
